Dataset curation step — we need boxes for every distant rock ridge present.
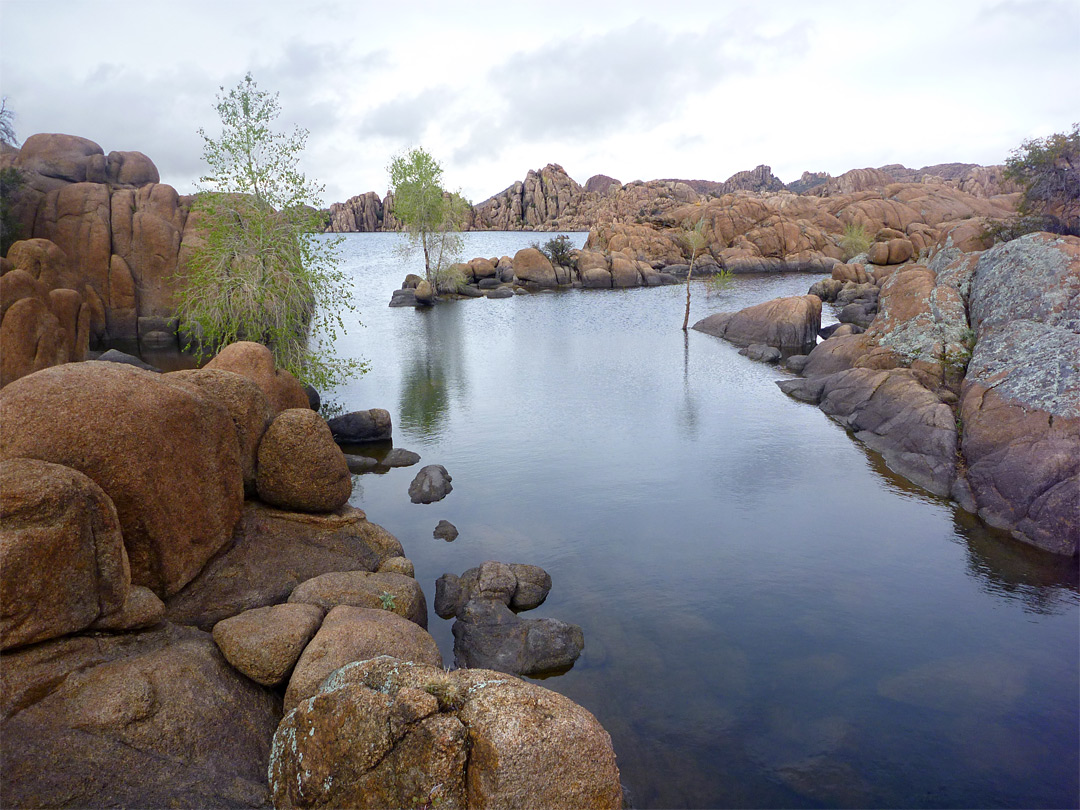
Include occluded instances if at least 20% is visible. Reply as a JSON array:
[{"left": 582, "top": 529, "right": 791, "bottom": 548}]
[{"left": 326, "top": 160, "right": 1019, "bottom": 235}]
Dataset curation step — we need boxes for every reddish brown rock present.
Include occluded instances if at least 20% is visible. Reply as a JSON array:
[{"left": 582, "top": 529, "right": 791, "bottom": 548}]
[
  {"left": 105, "top": 150, "right": 160, "bottom": 187},
  {"left": 110, "top": 183, "right": 188, "bottom": 318},
  {"left": 283, "top": 605, "right": 442, "bottom": 712},
  {"left": 212, "top": 602, "right": 325, "bottom": 687},
  {"left": 167, "top": 368, "right": 272, "bottom": 495},
  {"left": 1, "top": 623, "right": 281, "bottom": 808},
  {"left": 13, "top": 133, "right": 104, "bottom": 183},
  {"left": 0, "top": 458, "right": 130, "bottom": 650},
  {"left": 289, "top": 570, "right": 427, "bottom": 628},
  {"left": 164, "top": 502, "right": 404, "bottom": 630},
  {"left": 512, "top": 246, "right": 558, "bottom": 286},
  {"left": 257, "top": 408, "right": 353, "bottom": 513},
  {"left": 203, "top": 340, "right": 310, "bottom": 415},
  {"left": 0, "top": 296, "right": 65, "bottom": 387},
  {"left": 0, "top": 362, "right": 244, "bottom": 596},
  {"left": 693, "top": 295, "right": 822, "bottom": 354}
]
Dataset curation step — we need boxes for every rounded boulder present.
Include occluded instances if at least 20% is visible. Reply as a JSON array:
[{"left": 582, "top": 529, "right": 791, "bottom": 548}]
[
  {"left": 0, "top": 362, "right": 244, "bottom": 597},
  {"left": 256, "top": 408, "right": 353, "bottom": 513}
]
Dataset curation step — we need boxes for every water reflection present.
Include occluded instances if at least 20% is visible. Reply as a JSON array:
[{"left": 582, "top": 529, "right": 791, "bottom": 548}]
[{"left": 397, "top": 305, "right": 467, "bottom": 440}]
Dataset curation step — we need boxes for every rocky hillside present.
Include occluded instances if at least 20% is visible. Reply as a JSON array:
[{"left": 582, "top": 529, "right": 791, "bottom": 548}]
[{"left": 325, "top": 161, "right": 1021, "bottom": 234}]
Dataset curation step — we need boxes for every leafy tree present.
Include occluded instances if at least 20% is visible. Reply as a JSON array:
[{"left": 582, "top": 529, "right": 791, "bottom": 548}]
[
  {"left": 533, "top": 234, "right": 575, "bottom": 267},
  {"left": 177, "top": 73, "right": 364, "bottom": 390},
  {"left": 1004, "top": 122, "right": 1079, "bottom": 236},
  {"left": 388, "top": 147, "right": 470, "bottom": 289}
]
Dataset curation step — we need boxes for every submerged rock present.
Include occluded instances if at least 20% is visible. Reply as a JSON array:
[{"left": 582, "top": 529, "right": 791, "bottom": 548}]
[{"left": 434, "top": 519, "right": 459, "bottom": 542}]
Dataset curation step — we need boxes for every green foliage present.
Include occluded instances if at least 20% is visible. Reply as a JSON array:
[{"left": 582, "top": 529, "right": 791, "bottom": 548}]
[
  {"left": 0, "top": 165, "right": 24, "bottom": 257},
  {"left": 1004, "top": 122, "right": 1079, "bottom": 236},
  {"left": 379, "top": 591, "right": 397, "bottom": 611},
  {"left": 704, "top": 267, "right": 733, "bottom": 298},
  {"left": 839, "top": 223, "right": 872, "bottom": 260},
  {"left": 176, "top": 73, "right": 364, "bottom": 390},
  {"left": 388, "top": 147, "right": 470, "bottom": 285},
  {"left": 534, "top": 234, "right": 575, "bottom": 267}
]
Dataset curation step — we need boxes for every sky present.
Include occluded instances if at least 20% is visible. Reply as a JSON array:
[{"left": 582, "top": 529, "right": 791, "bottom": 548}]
[{"left": 1, "top": 0, "right": 1077, "bottom": 206}]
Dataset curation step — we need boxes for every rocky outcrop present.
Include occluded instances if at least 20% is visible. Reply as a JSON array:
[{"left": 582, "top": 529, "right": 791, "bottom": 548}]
[
  {"left": 692, "top": 295, "right": 822, "bottom": 354},
  {"left": 212, "top": 602, "right": 325, "bottom": 687},
  {"left": 435, "top": 561, "right": 582, "bottom": 676},
  {"left": 269, "top": 656, "right": 623, "bottom": 810},
  {"left": 952, "top": 233, "right": 1079, "bottom": 554},
  {"left": 203, "top": 340, "right": 310, "bottom": 415},
  {"left": 1, "top": 238, "right": 91, "bottom": 386},
  {"left": 327, "top": 191, "right": 384, "bottom": 232},
  {"left": 0, "top": 361, "right": 244, "bottom": 596},
  {"left": 1, "top": 623, "right": 282, "bottom": 808},
  {"left": 288, "top": 569, "right": 428, "bottom": 628},
  {"left": 328, "top": 407, "right": 393, "bottom": 443},
  {"left": 2, "top": 133, "right": 193, "bottom": 352},
  {"left": 776, "top": 233, "right": 1078, "bottom": 555}
]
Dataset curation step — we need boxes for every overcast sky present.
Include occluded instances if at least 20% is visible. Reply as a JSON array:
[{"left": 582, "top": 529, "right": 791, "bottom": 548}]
[{"left": 1, "top": 0, "right": 1077, "bottom": 205}]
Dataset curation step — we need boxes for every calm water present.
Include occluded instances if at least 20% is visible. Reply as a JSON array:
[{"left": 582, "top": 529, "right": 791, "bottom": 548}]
[{"left": 317, "top": 232, "right": 1078, "bottom": 809}]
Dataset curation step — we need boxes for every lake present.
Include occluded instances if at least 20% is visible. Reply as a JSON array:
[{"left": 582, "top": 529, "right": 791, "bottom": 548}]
[{"left": 318, "top": 231, "right": 1079, "bottom": 809}]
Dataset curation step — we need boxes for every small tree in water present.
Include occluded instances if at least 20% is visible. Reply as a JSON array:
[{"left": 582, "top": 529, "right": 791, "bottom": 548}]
[
  {"left": 680, "top": 217, "right": 708, "bottom": 331},
  {"left": 388, "top": 146, "right": 470, "bottom": 290},
  {"left": 177, "top": 73, "right": 364, "bottom": 389}
]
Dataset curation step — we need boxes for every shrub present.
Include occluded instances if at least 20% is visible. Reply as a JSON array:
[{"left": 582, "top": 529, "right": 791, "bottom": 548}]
[
  {"left": 1004, "top": 122, "right": 1079, "bottom": 237},
  {"left": 839, "top": 223, "right": 872, "bottom": 260},
  {"left": 533, "top": 234, "right": 575, "bottom": 267}
]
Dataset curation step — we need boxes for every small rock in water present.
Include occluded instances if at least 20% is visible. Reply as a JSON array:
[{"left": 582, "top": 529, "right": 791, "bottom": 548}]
[
  {"left": 408, "top": 464, "right": 453, "bottom": 504},
  {"left": 381, "top": 448, "right": 421, "bottom": 468},
  {"left": 434, "top": 520, "right": 459, "bottom": 542},
  {"left": 343, "top": 454, "right": 378, "bottom": 474}
]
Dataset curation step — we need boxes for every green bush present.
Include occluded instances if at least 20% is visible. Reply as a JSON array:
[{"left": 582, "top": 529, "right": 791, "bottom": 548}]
[
  {"left": 532, "top": 234, "right": 575, "bottom": 267},
  {"left": 840, "top": 223, "right": 872, "bottom": 260},
  {"left": 1004, "top": 122, "right": 1079, "bottom": 237}
]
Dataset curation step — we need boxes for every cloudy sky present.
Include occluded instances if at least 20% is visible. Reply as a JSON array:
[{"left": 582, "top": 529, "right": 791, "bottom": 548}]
[{"left": 1, "top": 0, "right": 1077, "bottom": 205}]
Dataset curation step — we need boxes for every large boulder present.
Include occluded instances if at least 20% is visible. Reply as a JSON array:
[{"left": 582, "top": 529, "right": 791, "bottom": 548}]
[
  {"left": 165, "top": 501, "right": 404, "bottom": 630},
  {"left": 953, "top": 233, "right": 1080, "bottom": 554},
  {"left": 269, "top": 656, "right": 623, "bottom": 810},
  {"left": 256, "top": 408, "right": 353, "bottom": 513},
  {"left": 166, "top": 368, "right": 272, "bottom": 496},
  {"left": 203, "top": 340, "right": 310, "bottom": 415},
  {"left": 0, "top": 362, "right": 244, "bottom": 596},
  {"left": 692, "top": 295, "right": 822, "bottom": 354},
  {"left": 283, "top": 605, "right": 442, "bottom": 712},
  {"left": 0, "top": 458, "right": 130, "bottom": 649},
  {"left": 13, "top": 133, "right": 104, "bottom": 183},
  {"left": 1, "top": 623, "right": 281, "bottom": 808},
  {"left": 512, "top": 247, "right": 558, "bottom": 286}
]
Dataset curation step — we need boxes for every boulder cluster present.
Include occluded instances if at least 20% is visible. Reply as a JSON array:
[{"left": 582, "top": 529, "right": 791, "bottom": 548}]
[
  {"left": 694, "top": 229, "right": 1079, "bottom": 556},
  {"left": 1, "top": 134, "right": 198, "bottom": 375},
  {"left": 435, "top": 561, "right": 585, "bottom": 676},
  {"left": 0, "top": 339, "right": 622, "bottom": 806}
]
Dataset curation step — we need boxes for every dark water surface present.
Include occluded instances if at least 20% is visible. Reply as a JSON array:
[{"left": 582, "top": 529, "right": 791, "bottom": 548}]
[{"left": 319, "top": 232, "right": 1078, "bottom": 809}]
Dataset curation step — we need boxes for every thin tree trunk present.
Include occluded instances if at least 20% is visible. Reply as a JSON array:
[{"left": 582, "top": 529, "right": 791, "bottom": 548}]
[{"left": 682, "top": 252, "right": 698, "bottom": 331}]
